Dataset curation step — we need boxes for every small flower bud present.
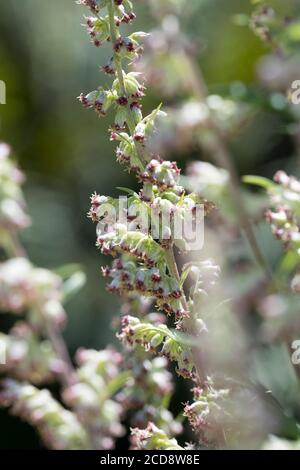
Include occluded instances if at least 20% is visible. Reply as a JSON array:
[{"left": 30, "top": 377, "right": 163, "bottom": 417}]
[{"left": 291, "top": 273, "right": 300, "bottom": 293}]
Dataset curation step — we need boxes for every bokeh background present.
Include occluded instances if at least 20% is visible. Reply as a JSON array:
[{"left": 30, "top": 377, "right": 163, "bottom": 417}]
[{"left": 0, "top": 0, "right": 299, "bottom": 448}]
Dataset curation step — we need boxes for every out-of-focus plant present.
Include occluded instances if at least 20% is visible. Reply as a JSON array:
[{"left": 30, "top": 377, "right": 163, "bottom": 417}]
[
  {"left": 0, "top": 142, "right": 148, "bottom": 450},
  {"left": 249, "top": 0, "right": 300, "bottom": 55},
  {"left": 243, "top": 0, "right": 300, "bottom": 326},
  {"left": 244, "top": 171, "right": 300, "bottom": 336},
  {"left": 241, "top": 1, "right": 300, "bottom": 157},
  {"left": 238, "top": 1, "right": 300, "bottom": 450}
]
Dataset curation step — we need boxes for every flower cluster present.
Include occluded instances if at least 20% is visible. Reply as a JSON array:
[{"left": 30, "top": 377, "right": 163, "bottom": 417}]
[
  {"left": 79, "top": 0, "right": 286, "bottom": 452},
  {"left": 78, "top": 0, "right": 136, "bottom": 25},
  {"left": 183, "top": 380, "right": 230, "bottom": 447},
  {"left": 0, "top": 140, "right": 188, "bottom": 449},
  {"left": 80, "top": 2, "right": 214, "bottom": 330},
  {"left": 79, "top": 0, "right": 227, "bottom": 449},
  {"left": 118, "top": 355, "right": 181, "bottom": 436},
  {"left": 130, "top": 423, "right": 184, "bottom": 450},
  {"left": 249, "top": 3, "right": 300, "bottom": 55},
  {"left": 139, "top": 159, "right": 182, "bottom": 192},
  {"left": 103, "top": 258, "right": 185, "bottom": 317},
  {"left": 0, "top": 323, "right": 59, "bottom": 384},
  {"left": 97, "top": 225, "right": 166, "bottom": 267},
  {"left": 249, "top": 5, "right": 276, "bottom": 44},
  {"left": 0, "top": 143, "right": 30, "bottom": 234},
  {"left": 265, "top": 171, "right": 300, "bottom": 257},
  {"left": 247, "top": 170, "right": 300, "bottom": 296},
  {"left": 0, "top": 379, "right": 89, "bottom": 450},
  {"left": 118, "top": 315, "right": 194, "bottom": 378},
  {"left": 184, "top": 377, "right": 273, "bottom": 449},
  {"left": 0, "top": 143, "right": 156, "bottom": 450},
  {"left": 62, "top": 348, "right": 126, "bottom": 449},
  {"left": 114, "top": 291, "right": 181, "bottom": 437},
  {"left": 0, "top": 257, "right": 66, "bottom": 326}
]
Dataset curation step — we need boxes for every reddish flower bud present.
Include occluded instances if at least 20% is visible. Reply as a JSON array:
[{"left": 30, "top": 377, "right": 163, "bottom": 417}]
[{"left": 116, "top": 96, "right": 128, "bottom": 106}]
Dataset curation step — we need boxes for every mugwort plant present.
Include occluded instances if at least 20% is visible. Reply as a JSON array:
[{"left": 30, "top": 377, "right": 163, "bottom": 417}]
[
  {"left": 80, "top": 0, "right": 273, "bottom": 450},
  {"left": 2, "top": 0, "right": 300, "bottom": 451}
]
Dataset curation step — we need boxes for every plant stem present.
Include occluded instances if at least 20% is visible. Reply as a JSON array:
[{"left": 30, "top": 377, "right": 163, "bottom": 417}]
[
  {"left": 165, "top": 246, "right": 204, "bottom": 385},
  {"left": 108, "top": 2, "right": 136, "bottom": 134},
  {"left": 107, "top": 0, "right": 148, "bottom": 170},
  {"left": 4, "top": 232, "right": 27, "bottom": 258},
  {"left": 165, "top": 246, "right": 189, "bottom": 312},
  {"left": 44, "top": 319, "right": 77, "bottom": 388}
]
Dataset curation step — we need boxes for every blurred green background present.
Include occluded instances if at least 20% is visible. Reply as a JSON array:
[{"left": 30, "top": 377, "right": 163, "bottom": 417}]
[{"left": 0, "top": 0, "right": 299, "bottom": 448}]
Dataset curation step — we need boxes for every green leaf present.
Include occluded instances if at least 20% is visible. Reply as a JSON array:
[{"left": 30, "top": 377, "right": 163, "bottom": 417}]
[
  {"left": 243, "top": 175, "right": 276, "bottom": 190},
  {"left": 171, "top": 329, "right": 198, "bottom": 347},
  {"left": 286, "top": 22, "right": 300, "bottom": 42},
  {"left": 62, "top": 271, "right": 86, "bottom": 303},
  {"left": 106, "top": 371, "right": 131, "bottom": 397},
  {"left": 278, "top": 251, "right": 300, "bottom": 275},
  {"left": 180, "top": 266, "right": 192, "bottom": 288},
  {"left": 116, "top": 187, "right": 138, "bottom": 197},
  {"left": 233, "top": 14, "right": 250, "bottom": 27},
  {"left": 254, "top": 344, "right": 300, "bottom": 410},
  {"left": 54, "top": 263, "right": 84, "bottom": 279}
]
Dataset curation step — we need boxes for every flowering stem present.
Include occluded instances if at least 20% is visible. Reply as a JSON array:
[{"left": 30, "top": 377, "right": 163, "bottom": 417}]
[
  {"left": 44, "top": 318, "right": 77, "bottom": 388},
  {"left": 107, "top": 3, "right": 133, "bottom": 130},
  {"left": 165, "top": 246, "right": 204, "bottom": 385},
  {"left": 165, "top": 246, "right": 188, "bottom": 312},
  {"left": 4, "top": 232, "right": 27, "bottom": 258},
  {"left": 84, "top": 0, "right": 212, "bottom": 439},
  {"left": 107, "top": 0, "right": 146, "bottom": 168}
]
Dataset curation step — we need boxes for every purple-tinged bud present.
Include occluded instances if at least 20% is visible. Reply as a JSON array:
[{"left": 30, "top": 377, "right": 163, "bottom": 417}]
[
  {"left": 110, "top": 131, "right": 118, "bottom": 141},
  {"left": 77, "top": 0, "right": 99, "bottom": 14},
  {"left": 101, "top": 266, "right": 111, "bottom": 278},
  {"left": 114, "top": 37, "right": 124, "bottom": 52},
  {"left": 116, "top": 96, "right": 128, "bottom": 106},
  {"left": 134, "top": 133, "right": 145, "bottom": 143},
  {"left": 85, "top": 16, "right": 95, "bottom": 28},
  {"left": 102, "top": 63, "right": 115, "bottom": 75},
  {"left": 78, "top": 93, "right": 90, "bottom": 108},
  {"left": 151, "top": 273, "right": 161, "bottom": 283}
]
